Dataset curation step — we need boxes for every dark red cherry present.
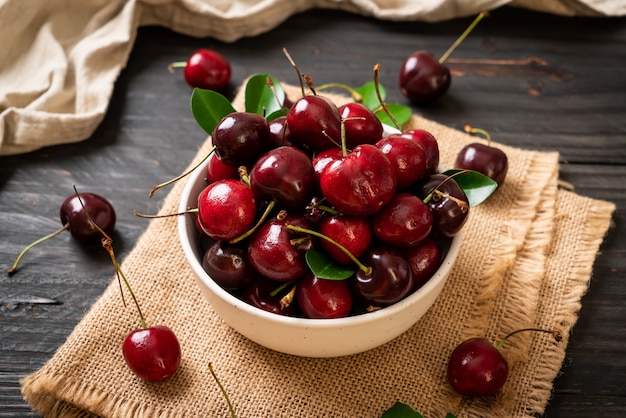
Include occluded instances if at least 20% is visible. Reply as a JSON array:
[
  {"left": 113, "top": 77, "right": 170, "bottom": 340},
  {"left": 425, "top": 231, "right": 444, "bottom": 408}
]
[
  {"left": 206, "top": 152, "right": 239, "bottom": 183},
  {"left": 249, "top": 146, "right": 316, "bottom": 211},
  {"left": 371, "top": 193, "right": 433, "bottom": 247},
  {"left": 320, "top": 144, "right": 397, "bottom": 217},
  {"left": 375, "top": 135, "right": 428, "bottom": 190},
  {"left": 241, "top": 278, "right": 297, "bottom": 317},
  {"left": 447, "top": 337, "right": 508, "bottom": 397},
  {"left": 297, "top": 274, "right": 353, "bottom": 319},
  {"left": 287, "top": 95, "right": 342, "bottom": 151},
  {"left": 196, "top": 179, "right": 256, "bottom": 241},
  {"left": 455, "top": 142, "right": 508, "bottom": 185},
  {"left": 404, "top": 237, "right": 441, "bottom": 290},
  {"left": 448, "top": 327, "right": 562, "bottom": 397},
  {"left": 247, "top": 214, "right": 315, "bottom": 282},
  {"left": 59, "top": 192, "right": 116, "bottom": 242},
  {"left": 415, "top": 174, "right": 469, "bottom": 238},
  {"left": 318, "top": 215, "right": 371, "bottom": 264},
  {"left": 267, "top": 115, "right": 293, "bottom": 148},
  {"left": 122, "top": 325, "right": 181, "bottom": 382},
  {"left": 338, "top": 102, "right": 383, "bottom": 149},
  {"left": 202, "top": 241, "right": 256, "bottom": 291},
  {"left": 399, "top": 129, "right": 440, "bottom": 176},
  {"left": 212, "top": 112, "right": 270, "bottom": 166},
  {"left": 398, "top": 50, "right": 451, "bottom": 104},
  {"left": 351, "top": 246, "right": 414, "bottom": 307},
  {"left": 182, "top": 49, "right": 231, "bottom": 91}
]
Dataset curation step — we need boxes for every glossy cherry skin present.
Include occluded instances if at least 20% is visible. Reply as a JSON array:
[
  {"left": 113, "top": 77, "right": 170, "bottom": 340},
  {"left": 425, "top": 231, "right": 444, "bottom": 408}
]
[
  {"left": 247, "top": 215, "right": 315, "bottom": 282},
  {"left": 415, "top": 174, "right": 469, "bottom": 238},
  {"left": 183, "top": 49, "right": 231, "bottom": 91},
  {"left": 338, "top": 102, "right": 383, "bottom": 149},
  {"left": 352, "top": 246, "right": 414, "bottom": 307},
  {"left": 249, "top": 146, "right": 316, "bottom": 211},
  {"left": 206, "top": 152, "right": 239, "bottom": 183},
  {"left": 287, "top": 95, "right": 342, "bottom": 151},
  {"left": 404, "top": 237, "right": 441, "bottom": 290},
  {"left": 60, "top": 193, "right": 116, "bottom": 242},
  {"left": 320, "top": 144, "right": 397, "bottom": 217},
  {"left": 267, "top": 115, "right": 293, "bottom": 148},
  {"left": 202, "top": 241, "right": 256, "bottom": 291},
  {"left": 447, "top": 337, "right": 509, "bottom": 397},
  {"left": 371, "top": 193, "right": 433, "bottom": 247},
  {"left": 212, "top": 112, "right": 270, "bottom": 166},
  {"left": 297, "top": 274, "right": 353, "bottom": 319},
  {"left": 399, "top": 50, "right": 451, "bottom": 103},
  {"left": 197, "top": 179, "right": 256, "bottom": 241},
  {"left": 122, "top": 325, "right": 181, "bottom": 382},
  {"left": 319, "top": 215, "right": 371, "bottom": 264},
  {"left": 376, "top": 135, "right": 428, "bottom": 190},
  {"left": 241, "top": 277, "right": 298, "bottom": 316},
  {"left": 455, "top": 142, "right": 509, "bottom": 185},
  {"left": 399, "top": 129, "right": 440, "bottom": 176}
]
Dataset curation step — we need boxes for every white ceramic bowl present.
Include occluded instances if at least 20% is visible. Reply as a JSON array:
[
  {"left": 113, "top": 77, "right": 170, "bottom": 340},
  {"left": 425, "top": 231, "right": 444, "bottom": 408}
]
[{"left": 177, "top": 147, "right": 462, "bottom": 357}]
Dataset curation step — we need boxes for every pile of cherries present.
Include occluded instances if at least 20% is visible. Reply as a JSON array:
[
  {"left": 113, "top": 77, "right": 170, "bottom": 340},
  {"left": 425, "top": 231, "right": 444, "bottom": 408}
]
[{"left": 192, "top": 92, "right": 472, "bottom": 320}]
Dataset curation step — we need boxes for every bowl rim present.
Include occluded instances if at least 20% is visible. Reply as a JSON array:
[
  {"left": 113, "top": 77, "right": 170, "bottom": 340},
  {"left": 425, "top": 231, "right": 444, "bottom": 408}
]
[{"left": 177, "top": 151, "right": 462, "bottom": 330}]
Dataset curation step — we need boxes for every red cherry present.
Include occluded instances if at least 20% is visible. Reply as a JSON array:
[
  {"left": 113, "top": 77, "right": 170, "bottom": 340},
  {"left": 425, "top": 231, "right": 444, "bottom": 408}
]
[
  {"left": 122, "top": 325, "right": 181, "bottom": 382},
  {"left": 297, "top": 274, "right": 353, "bottom": 319},
  {"left": 318, "top": 215, "right": 372, "bottom": 264},
  {"left": 182, "top": 49, "right": 231, "bottom": 91},
  {"left": 447, "top": 328, "right": 562, "bottom": 397},
  {"left": 375, "top": 134, "right": 428, "bottom": 190},
  {"left": 399, "top": 129, "right": 440, "bottom": 176},
  {"left": 206, "top": 152, "right": 239, "bottom": 183},
  {"left": 320, "top": 144, "right": 397, "bottom": 217},
  {"left": 404, "top": 237, "right": 441, "bottom": 290},
  {"left": 338, "top": 102, "right": 384, "bottom": 149},
  {"left": 455, "top": 142, "right": 509, "bottom": 185},
  {"left": 196, "top": 179, "right": 256, "bottom": 241},
  {"left": 371, "top": 193, "right": 433, "bottom": 247},
  {"left": 60, "top": 192, "right": 116, "bottom": 242},
  {"left": 287, "top": 95, "right": 342, "bottom": 152},
  {"left": 447, "top": 337, "right": 509, "bottom": 397},
  {"left": 398, "top": 50, "right": 451, "bottom": 104}
]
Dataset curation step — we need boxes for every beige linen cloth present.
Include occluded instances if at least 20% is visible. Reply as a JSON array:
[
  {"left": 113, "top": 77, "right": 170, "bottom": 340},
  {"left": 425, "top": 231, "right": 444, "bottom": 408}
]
[
  {"left": 20, "top": 84, "right": 616, "bottom": 417},
  {"left": 1, "top": 0, "right": 626, "bottom": 156}
]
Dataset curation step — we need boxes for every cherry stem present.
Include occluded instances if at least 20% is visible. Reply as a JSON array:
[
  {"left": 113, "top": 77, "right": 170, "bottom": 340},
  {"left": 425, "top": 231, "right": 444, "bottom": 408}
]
[
  {"left": 433, "top": 190, "right": 469, "bottom": 213},
  {"left": 316, "top": 82, "right": 363, "bottom": 102},
  {"left": 133, "top": 208, "right": 198, "bottom": 219},
  {"left": 208, "top": 363, "right": 237, "bottom": 418},
  {"left": 373, "top": 63, "right": 400, "bottom": 130},
  {"left": 283, "top": 47, "right": 306, "bottom": 98},
  {"left": 149, "top": 145, "right": 216, "bottom": 198},
  {"left": 6, "top": 224, "right": 70, "bottom": 275},
  {"left": 280, "top": 285, "right": 296, "bottom": 310},
  {"left": 464, "top": 123, "right": 492, "bottom": 146},
  {"left": 423, "top": 169, "right": 470, "bottom": 205},
  {"left": 229, "top": 200, "right": 276, "bottom": 244},
  {"left": 439, "top": 11, "right": 487, "bottom": 64},
  {"left": 284, "top": 224, "right": 372, "bottom": 275},
  {"left": 72, "top": 185, "right": 147, "bottom": 329},
  {"left": 495, "top": 327, "right": 563, "bottom": 350},
  {"left": 167, "top": 61, "right": 187, "bottom": 73},
  {"left": 265, "top": 76, "right": 289, "bottom": 116},
  {"left": 306, "top": 202, "right": 341, "bottom": 216}
]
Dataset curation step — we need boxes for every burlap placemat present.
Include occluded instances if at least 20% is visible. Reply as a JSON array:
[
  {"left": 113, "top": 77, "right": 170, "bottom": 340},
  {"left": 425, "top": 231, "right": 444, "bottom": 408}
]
[{"left": 20, "top": 86, "right": 615, "bottom": 417}]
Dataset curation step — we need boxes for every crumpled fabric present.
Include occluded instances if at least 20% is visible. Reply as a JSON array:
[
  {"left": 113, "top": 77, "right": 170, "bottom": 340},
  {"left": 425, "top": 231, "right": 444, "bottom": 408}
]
[{"left": 1, "top": 0, "right": 624, "bottom": 156}]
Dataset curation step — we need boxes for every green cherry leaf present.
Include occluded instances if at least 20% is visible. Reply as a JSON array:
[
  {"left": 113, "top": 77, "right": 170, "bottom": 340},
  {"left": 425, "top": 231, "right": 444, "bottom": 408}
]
[
  {"left": 354, "top": 81, "right": 386, "bottom": 110},
  {"left": 305, "top": 250, "right": 355, "bottom": 280},
  {"left": 190, "top": 88, "right": 236, "bottom": 135},
  {"left": 442, "top": 169, "right": 498, "bottom": 207},
  {"left": 375, "top": 103, "right": 412, "bottom": 127},
  {"left": 244, "top": 73, "right": 286, "bottom": 121},
  {"left": 380, "top": 402, "right": 425, "bottom": 418}
]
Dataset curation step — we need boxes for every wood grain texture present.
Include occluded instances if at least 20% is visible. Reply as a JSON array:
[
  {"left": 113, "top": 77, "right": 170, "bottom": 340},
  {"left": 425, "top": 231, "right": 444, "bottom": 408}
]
[{"left": 1, "top": 7, "right": 624, "bottom": 417}]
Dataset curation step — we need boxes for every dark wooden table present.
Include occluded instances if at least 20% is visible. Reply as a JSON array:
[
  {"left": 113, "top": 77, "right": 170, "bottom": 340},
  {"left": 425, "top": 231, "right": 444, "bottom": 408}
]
[{"left": 1, "top": 7, "right": 624, "bottom": 417}]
